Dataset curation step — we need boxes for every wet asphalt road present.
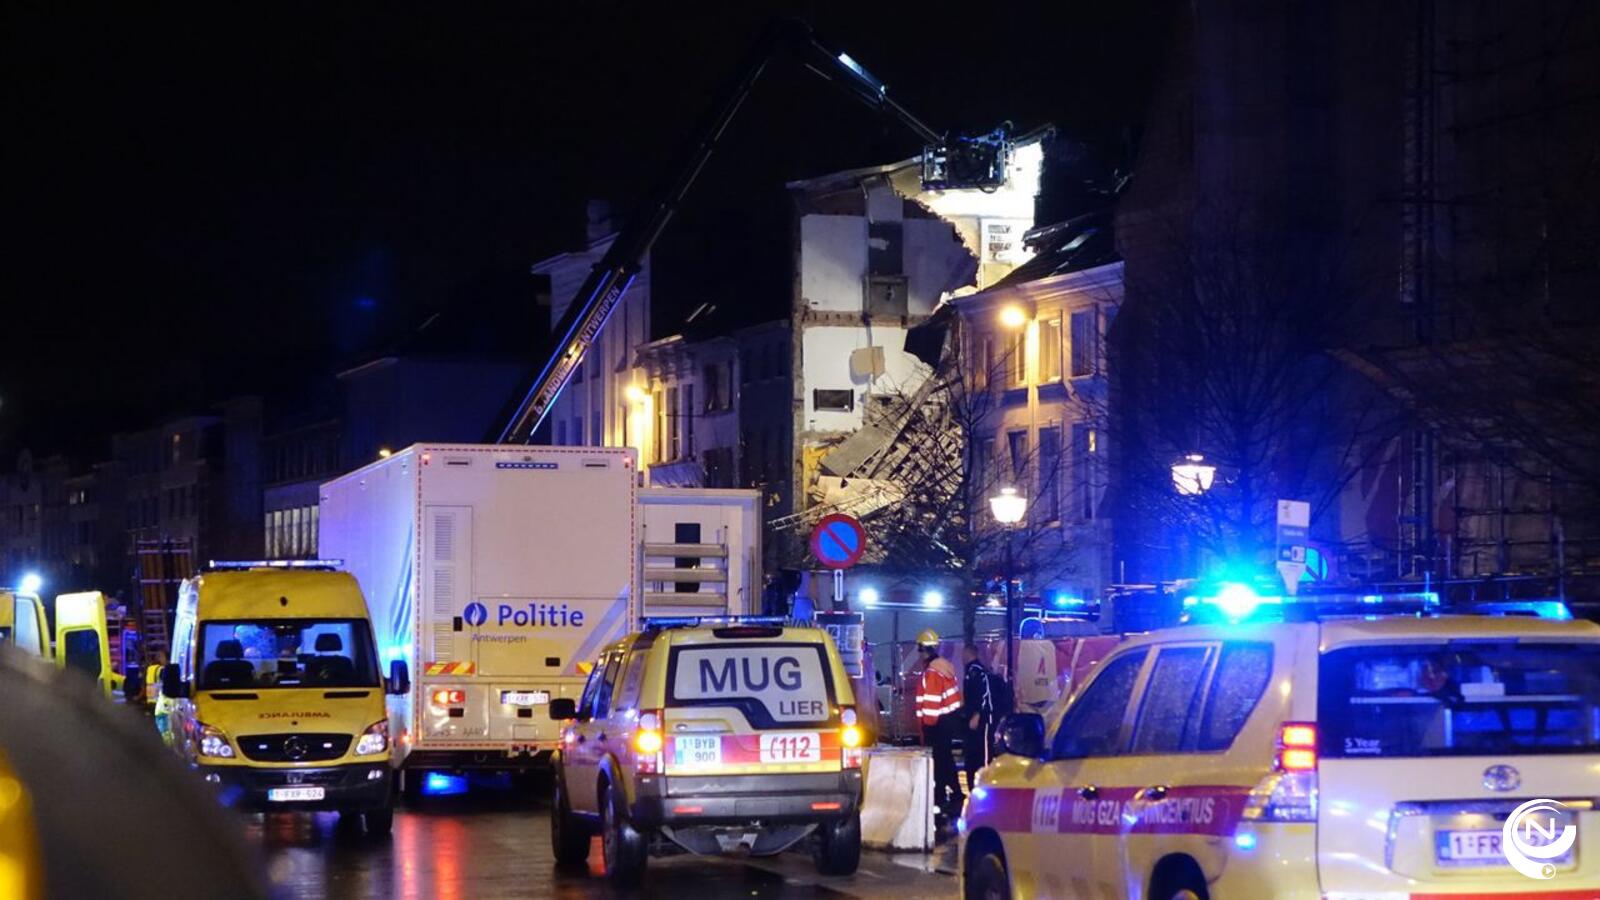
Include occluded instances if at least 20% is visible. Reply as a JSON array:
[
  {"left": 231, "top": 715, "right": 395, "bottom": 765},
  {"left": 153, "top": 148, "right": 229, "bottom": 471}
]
[{"left": 253, "top": 792, "right": 956, "bottom": 899}]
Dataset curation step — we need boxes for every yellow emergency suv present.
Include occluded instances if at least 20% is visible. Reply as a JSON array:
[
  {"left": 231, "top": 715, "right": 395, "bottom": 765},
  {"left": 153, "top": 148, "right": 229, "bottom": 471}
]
[
  {"left": 159, "top": 561, "right": 410, "bottom": 835},
  {"left": 960, "top": 593, "right": 1600, "bottom": 899},
  {"left": 549, "top": 616, "right": 866, "bottom": 886}
]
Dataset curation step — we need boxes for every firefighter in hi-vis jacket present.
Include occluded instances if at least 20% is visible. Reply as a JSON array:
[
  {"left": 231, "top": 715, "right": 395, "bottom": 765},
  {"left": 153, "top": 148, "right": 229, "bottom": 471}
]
[{"left": 914, "top": 629, "right": 962, "bottom": 825}]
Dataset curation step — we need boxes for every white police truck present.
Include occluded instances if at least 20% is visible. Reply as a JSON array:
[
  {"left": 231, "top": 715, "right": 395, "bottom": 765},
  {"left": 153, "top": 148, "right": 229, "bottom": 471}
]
[{"left": 319, "top": 443, "right": 758, "bottom": 788}]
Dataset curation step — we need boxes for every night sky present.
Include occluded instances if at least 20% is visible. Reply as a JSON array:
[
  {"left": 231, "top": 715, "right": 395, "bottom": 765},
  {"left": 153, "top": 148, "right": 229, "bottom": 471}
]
[{"left": 2, "top": 2, "right": 1168, "bottom": 463}]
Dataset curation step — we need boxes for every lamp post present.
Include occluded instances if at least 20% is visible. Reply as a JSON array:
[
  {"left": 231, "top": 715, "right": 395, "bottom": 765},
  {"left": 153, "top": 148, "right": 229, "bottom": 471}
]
[
  {"left": 1170, "top": 453, "right": 1217, "bottom": 583},
  {"left": 989, "top": 486, "right": 1027, "bottom": 683}
]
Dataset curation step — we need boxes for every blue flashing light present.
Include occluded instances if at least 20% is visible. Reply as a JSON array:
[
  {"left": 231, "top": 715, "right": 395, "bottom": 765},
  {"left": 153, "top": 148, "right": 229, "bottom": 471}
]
[
  {"left": 1050, "top": 594, "right": 1085, "bottom": 609},
  {"left": 860, "top": 588, "right": 880, "bottom": 608},
  {"left": 955, "top": 816, "right": 967, "bottom": 835},
  {"left": 18, "top": 572, "right": 43, "bottom": 595},
  {"left": 921, "top": 590, "right": 945, "bottom": 609},
  {"left": 1360, "top": 594, "right": 1383, "bottom": 604},
  {"left": 422, "top": 772, "right": 468, "bottom": 797},
  {"left": 1213, "top": 582, "right": 1264, "bottom": 621},
  {"left": 971, "top": 786, "right": 988, "bottom": 801},
  {"left": 1233, "top": 830, "right": 1258, "bottom": 851}
]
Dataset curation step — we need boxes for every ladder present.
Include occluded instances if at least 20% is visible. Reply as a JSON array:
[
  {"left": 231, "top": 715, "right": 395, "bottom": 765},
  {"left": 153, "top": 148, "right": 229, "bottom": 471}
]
[{"left": 135, "top": 539, "right": 192, "bottom": 665}]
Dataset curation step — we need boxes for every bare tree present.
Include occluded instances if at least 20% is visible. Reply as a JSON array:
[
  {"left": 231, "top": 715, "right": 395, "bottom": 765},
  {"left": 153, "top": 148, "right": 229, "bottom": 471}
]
[{"left": 1111, "top": 210, "right": 1403, "bottom": 580}]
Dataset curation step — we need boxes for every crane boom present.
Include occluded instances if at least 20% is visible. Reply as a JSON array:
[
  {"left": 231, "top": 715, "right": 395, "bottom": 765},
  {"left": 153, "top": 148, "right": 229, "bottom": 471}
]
[{"left": 497, "top": 18, "right": 1009, "bottom": 444}]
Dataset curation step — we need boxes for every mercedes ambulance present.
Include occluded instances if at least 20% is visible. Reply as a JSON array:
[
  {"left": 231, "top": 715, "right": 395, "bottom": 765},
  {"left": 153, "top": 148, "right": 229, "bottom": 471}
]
[
  {"left": 159, "top": 562, "right": 409, "bottom": 835},
  {"left": 960, "top": 595, "right": 1600, "bottom": 899}
]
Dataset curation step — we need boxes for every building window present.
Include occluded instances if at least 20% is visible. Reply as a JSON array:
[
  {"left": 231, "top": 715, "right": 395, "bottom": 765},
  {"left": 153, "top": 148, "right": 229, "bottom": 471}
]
[
  {"left": 263, "top": 513, "right": 275, "bottom": 556},
  {"left": 666, "top": 387, "right": 680, "bottom": 460},
  {"left": 704, "top": 364, "right": 731, "bottom": 412},
  {"left": 1072, "top": 424, "right": 1096, "bottom": 519},
  {"left": 1007, "top": 430, "right": 1029, "bottom": 481},
  {"left": 1007, "top": 329, "right": 1026, "bottom": 388},
  {"left": 813, "top": 389, "right": 854, "bottom": 412},
  {"left": 1040, "top": 315, "right": 1063, "bottom": 383},
  {"left": 683, "top": 385, "right": 696, "bottom": 457},
  {"left": 652, "top": 390, "right": 665, "bottom": 463},
  {"left": 1039, "top": 426, "right": 1062, "bottom": 522},
  {"left": 1070, "top": 309, "right": 1098, "bottom": 377}
]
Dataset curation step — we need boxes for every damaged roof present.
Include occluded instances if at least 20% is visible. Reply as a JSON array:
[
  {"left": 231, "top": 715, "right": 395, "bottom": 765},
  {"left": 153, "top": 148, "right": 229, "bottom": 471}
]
[{"left": 989, "top": 209, "right": 1119, "bottom": 289}]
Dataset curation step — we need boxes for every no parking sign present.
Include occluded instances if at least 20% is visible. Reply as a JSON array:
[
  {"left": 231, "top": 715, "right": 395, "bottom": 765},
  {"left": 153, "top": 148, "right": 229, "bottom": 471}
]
[{"left": 809, "top": 514, "right": 866, "bottom": 569}]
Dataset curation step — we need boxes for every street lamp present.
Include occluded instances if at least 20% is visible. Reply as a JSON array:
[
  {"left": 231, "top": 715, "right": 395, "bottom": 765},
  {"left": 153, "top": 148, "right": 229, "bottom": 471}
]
[
  {"left": 988, "top": 486, "right": 1027, "bottom": 683},
  {"left": 1171, "top": 453, "right": 1216, "bottom": 496},
  {"left": 998, "top": 305, "right": 1028, "bottom": 329}
]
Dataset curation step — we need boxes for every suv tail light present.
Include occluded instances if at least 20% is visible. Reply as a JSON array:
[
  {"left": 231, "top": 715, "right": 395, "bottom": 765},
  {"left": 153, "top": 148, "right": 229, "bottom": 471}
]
[
  {"left": 1241, "top": 722, "right": 1319, "bottom": 825},
  {"left": 634, "top": 710, "right": 664, "bottom": 774},
  {"left": 1274, "top": 722, "right": 1317, "bottom": 772},
  {"left": 840, "top": 707, "right": 864, "bottom": 768}
]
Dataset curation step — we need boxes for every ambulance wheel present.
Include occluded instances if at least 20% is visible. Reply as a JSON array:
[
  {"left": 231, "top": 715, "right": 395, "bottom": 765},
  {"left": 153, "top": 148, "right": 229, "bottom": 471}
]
[
  {"left": 363, "top": 807, "right": 393, "bottom": 837},
  {"left": 600, "top": 781, "right": 647, "bottom": 886},
  {"left": 401, "top": 770, "right": 423, "bottom": 805},
  {"left": 965, "top": 849, "right": 1010, "bottom": 900},
  {"left": 813, "top": 814, "right": 861, "bottom": 875},
  {"left": 1150, "top": 856, "right": 1209, "bottom": 900},
  {"left": 551, "top": 776, "right": 591, "bottom": 867}
]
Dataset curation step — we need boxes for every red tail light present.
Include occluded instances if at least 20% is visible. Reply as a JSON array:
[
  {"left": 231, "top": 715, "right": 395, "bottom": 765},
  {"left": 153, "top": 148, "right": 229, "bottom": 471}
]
[
  {"left": 431, "top": 689, "right": 465, "bottom": 706},
  {"left": 1275, "top": 721, "right": 1318, "bottom": 772},
  {"left": 635, "top": 710, "right": 664, "bottom": 774}
]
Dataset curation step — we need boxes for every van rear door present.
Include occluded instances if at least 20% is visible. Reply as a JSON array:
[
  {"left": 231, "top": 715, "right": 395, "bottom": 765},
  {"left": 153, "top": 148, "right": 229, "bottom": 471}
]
[
  {"left": 1316, "top": 639, "right": 1600, "bottom": 894},
  {"left": 663, "top": 640, "right": 842, "bottom": 776}
]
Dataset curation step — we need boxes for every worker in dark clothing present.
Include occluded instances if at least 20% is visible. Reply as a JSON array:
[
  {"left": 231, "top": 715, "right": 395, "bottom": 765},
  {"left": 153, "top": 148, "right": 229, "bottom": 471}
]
[
  {"left": 913, "top": 630, "right": 963, "bottom": 828},
  {"left": 960, "top": 644, "right": 996, "bottom": 791}
]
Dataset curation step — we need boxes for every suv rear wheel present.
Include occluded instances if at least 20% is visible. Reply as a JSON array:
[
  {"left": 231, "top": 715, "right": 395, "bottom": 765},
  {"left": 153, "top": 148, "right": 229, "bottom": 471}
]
[
  {"left": 1149, "top": 857, "right": 1209, "bottom": 900},
  {"left": 812, "top": 813, "right": 861, "bottom": 875},
  {"left": 550, "top": 775, "right": 590, "bottom": 867},
  {"left": 600, "top": 781, "right": 647, "bottom": 886}
]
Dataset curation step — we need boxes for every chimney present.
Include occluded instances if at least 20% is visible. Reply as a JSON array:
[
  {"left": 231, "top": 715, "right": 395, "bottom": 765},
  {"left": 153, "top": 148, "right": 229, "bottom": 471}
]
[{"left": 586, "top": 200, "right": 615, "bottom": 244}]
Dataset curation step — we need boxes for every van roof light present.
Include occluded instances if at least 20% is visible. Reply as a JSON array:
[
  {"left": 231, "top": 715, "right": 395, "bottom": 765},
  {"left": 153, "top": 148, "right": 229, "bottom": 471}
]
[{"left": 206, "top": 559, "right": 344, "bottom": 571}]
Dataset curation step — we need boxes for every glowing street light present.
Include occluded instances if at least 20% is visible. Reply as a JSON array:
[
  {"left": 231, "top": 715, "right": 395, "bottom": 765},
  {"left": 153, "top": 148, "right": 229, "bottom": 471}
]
[
  {"left": 859, "top": 587, "right": 880, "bottom": 608},
  {"left": 998, "top": 305, "right": 1028, "bottom": 329},
  {"left": 1171, "top": 453, "right": 1217, "bottom": 496},
  {"left": 988, "top": 486, "right": 1028, "bottom": 683},
  {"left": 624, "top": 384, "right": 648, "bottom": 404},
  {"left": 18, "top": 572, "right": 43, "bottom": 595},
  {"left": 988, "top": 486, "right": 1027, "bottom": 525},
  {"left": 921, "top": 590, "right": 945, "bottom": 609}
]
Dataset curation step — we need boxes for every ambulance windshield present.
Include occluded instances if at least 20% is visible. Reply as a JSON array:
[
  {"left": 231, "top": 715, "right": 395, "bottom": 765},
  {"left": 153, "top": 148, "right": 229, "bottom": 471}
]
[{"left": 198, "top": 619, "right": 380, "bottom": 690}]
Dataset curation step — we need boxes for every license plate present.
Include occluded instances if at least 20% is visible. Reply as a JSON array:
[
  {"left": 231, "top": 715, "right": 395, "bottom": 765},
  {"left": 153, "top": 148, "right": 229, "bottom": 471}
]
[
  {"left": 759, "top": 732, "right": 821, "bottom": 763},
  {"left": 500, "top": 690, "right": 550, "bottom": 706},
  {"left": 267, "top": 786, "right": 325, "bottom": 802},
  {"left": 1435, "top": 829, "right": 1574, "bottom": 867},
  {"left": 673, "top": 735, "right": 722, "bottom": 768}
]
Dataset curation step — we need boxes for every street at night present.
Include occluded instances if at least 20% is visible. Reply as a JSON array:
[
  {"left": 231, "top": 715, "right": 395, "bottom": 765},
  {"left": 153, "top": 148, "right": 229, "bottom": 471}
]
[
  {"left": 7, "top": 2, "right": 1600, "bottom": 898},
  {"left": 255, "top": 795, "right": 951, "bottom": 900}
]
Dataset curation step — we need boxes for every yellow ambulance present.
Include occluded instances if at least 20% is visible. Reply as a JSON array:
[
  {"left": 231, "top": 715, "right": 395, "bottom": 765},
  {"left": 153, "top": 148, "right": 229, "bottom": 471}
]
[
  {"left": 960, "top": 595, "right": 1600, "bottom": 899},
  {"left": 0, "top": 588, "right": 50, "bottom": 660},
  {"left": 52, "top": 591, "right": 123, "bottom": 699},
  {"left": 159, "top": 561, "right": 410, "bottom": 835}
]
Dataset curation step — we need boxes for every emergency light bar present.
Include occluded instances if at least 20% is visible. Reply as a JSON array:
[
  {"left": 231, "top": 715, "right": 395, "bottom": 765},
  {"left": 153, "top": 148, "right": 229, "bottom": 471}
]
[
  {"left": 206, "top": 559, "right": 345, "bottom": 571},
  {"left": 642, "top": 615, "right": 792, "bottom": 630}
]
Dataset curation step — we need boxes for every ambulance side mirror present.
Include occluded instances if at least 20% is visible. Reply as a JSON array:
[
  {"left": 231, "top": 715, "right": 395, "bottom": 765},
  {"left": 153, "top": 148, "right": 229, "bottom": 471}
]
[
  {"left": 386, "top": 660, "right": 410, "bottom": 696},
  {"left": 996, "top": 713, "right": 1045, "bottom": 759},
  {"left": 161, "top": 663, "right": 189, "bottom": 699}
]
